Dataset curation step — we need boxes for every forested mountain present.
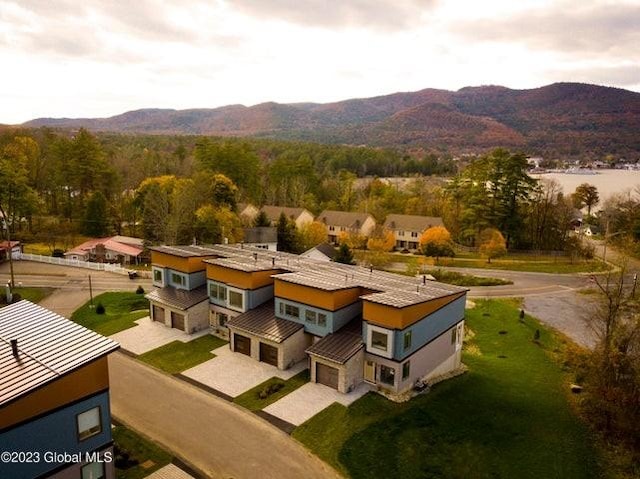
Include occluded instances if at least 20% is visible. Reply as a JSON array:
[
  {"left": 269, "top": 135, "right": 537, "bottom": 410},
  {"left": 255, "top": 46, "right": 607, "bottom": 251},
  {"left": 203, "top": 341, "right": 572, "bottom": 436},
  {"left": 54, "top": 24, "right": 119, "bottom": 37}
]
[{"left": 24, "top": 83, "right": 640, "bottom": 157}]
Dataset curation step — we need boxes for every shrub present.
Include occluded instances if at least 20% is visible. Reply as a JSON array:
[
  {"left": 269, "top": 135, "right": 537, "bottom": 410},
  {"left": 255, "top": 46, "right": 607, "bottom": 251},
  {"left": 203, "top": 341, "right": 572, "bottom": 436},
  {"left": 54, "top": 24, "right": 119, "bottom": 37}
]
[
  {"left": 533, "top": 329, "right": 541, "bottom": 341},
  {"left": 10, "top": 293, "right": 22, "bottom": 303},
  {"left": 258, "top": 381, "right": 284, "bottom": 399},
  {"left": 52, "top": 249, "right": 65, "bottom": 258},
  {"left": 96, "top": 303, "right": 105, "bottom": 314},
  {"left": 135, "top": 285, "right": 145, "bottom": 294}
]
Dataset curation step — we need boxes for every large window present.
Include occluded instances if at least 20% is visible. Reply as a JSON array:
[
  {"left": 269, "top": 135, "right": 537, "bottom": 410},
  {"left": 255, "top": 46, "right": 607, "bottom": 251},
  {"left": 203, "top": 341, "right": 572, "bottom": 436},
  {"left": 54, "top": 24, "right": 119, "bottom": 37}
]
[
  {"left": 171, "top": 272, "right": 185, "bottom": 287},
  {"left": 402, "top": 361, "right": 411, "bottom": 380},
  {"left": 209, "top": 283, "right": 227, "bottom": 302},
  {"left": 81, "top": 462, "right": 105, "bottom": 479},
  {"left": 371, "top": 331, "right": 388, "bottom": 351},
  {"left": 403, "top": 330, "right": 412, "bottom": 351},
  {"left": 317, "top": 313, "right": 327, "bottom": 327},
  {"left": 153, "top": 269, "right": 163, "bottom": 283},
  {"left": 380, "top": 365, "right": 395, "bottom": 386},
  {"left": 451, "top": 327, "right": 457, "bottom": 345},
  {"left": 229, "top": 290, "right": 243, "bottom": 309},
  {"left": 305, "top": 310, "right": 316, "bottom": 324},
  {"left": 216, "top": 312, "right": 228, "bottom": 327},
  {"left": 283, "top": 303, "right": 299, "bottom": 318},
  {"left": 77, "top": 406, "right": 101, "bottom": 441}
]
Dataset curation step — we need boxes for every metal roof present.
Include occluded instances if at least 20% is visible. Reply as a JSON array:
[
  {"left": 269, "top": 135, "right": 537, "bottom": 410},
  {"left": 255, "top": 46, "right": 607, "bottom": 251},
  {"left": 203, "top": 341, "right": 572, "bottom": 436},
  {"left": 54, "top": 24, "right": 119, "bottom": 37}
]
[
  {"left": 227, "top": 302, "right": 303, "bottom": 343},
  {"left": 150, "top": 245, "right": 224, "bottom": 257},
  {"left": 306, "top": 320, "right": 364, "bottom": 364},
  {"left": 0, "top": 300, "right": 120, "bottom": 407},
  {"left": 146, "top": 285, "right": 209, "bottom": 310}
]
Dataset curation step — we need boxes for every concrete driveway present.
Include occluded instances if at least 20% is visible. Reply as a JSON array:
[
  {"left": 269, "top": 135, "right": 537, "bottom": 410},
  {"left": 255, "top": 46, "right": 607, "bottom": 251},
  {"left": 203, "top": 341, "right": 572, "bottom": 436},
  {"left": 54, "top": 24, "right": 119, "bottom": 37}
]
[
  {"left": 264, "top": 382, "right": 371, "bottom": 426},
  {"left": 110, "top": 317, "right": 212, "bottom": 355},
  {"left": 182, "top": 346, "right": 307, "bottom": 398}
]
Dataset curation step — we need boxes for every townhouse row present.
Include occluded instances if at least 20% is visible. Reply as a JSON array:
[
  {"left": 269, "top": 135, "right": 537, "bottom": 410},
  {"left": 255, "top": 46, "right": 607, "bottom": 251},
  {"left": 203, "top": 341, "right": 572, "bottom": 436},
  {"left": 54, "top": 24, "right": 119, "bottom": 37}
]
[
  {"left": 147, "top": 244, "right": 467, "bottom": 396},
  {"left": 238, "top": 204, "right": 444, "bottom": 251}
]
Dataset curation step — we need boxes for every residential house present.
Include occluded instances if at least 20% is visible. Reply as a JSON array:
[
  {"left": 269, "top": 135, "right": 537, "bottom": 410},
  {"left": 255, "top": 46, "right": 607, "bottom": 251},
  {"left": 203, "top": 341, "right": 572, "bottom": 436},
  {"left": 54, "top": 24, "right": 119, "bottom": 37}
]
[
  {"left": 237, "top": 203, "right": 259, "bottom": 225},
  {"left": 260, "top": 206, "right": 314, "bottom": 229},
  {"left": 242, "top": 227, "right": 277, "bottom": 251},
  {"left": 384, "top": 214, "right": 444, "bottom": 251},
  {"left": 64, "top": 236, "right": 144, "bottom": 264},
  {"left": 301, "top": 243, "right": 336, "bottom": 262},
  {"left": 317, "top": 210, "right": 376, "bottom": 244},
  {"left": 148, "top": 244, "right": 467, "bottom": 396},
  {"left": 0, "top": 300, "right": 119, "bottom": 479},
  {"left": 0, "top": 240, "right": 20, "bottom": 262}
]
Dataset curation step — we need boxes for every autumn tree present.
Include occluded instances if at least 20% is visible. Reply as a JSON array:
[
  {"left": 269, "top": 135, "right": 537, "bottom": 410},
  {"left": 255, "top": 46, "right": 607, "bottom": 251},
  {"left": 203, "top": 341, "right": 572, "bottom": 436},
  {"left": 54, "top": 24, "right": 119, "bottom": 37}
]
[
  {"left": 297, "top": 221, "right": 327, "bottom": 251},
  {"left": 419, "top": 226, "right": 454, "bottom": 263},
  {"left": 195, "top": 205, "right": 242, "bottom": 244},
  {"left": 479, "top": 228, "right": 507, "bottom": 263},
  {"left": 572, "top": 183, "right": 600, "bottom": 217},
  {"left": 366, "top": 227, "right": 395, "bottom": 252},
  {"left": 338, "top": 231, "right": 367, "bottom": 250}
]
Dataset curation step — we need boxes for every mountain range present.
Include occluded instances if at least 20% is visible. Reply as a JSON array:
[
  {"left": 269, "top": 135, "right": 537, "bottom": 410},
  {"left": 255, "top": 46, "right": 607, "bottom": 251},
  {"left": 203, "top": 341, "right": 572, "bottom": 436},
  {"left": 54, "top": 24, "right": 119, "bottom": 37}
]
[{"left": 24, "top": 83, "right": 640, "bottom": 157}]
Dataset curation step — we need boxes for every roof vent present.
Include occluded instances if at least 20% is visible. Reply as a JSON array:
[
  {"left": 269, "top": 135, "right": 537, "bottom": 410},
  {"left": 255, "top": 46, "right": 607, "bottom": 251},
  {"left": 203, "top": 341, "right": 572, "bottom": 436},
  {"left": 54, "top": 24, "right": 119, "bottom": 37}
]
[
  {"left": 10, "top": 339, "right": 18, "bottom": 357},
  {"left": 272, "top": 257, "right": 276, "bottom": 267}
]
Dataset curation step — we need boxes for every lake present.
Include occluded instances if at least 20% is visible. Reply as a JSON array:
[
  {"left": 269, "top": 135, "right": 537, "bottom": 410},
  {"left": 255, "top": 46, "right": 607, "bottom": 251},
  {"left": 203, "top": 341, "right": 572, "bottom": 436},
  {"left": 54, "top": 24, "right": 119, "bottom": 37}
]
[{"left": 531, "top": 170, "right": 640, "bottom": 204}]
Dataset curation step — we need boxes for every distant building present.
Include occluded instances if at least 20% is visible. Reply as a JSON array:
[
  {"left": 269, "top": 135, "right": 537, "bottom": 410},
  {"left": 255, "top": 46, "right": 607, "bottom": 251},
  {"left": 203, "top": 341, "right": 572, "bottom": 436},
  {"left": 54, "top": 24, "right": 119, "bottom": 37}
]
[
  {"left": 301, "top": 243, "right": 336, "bottom": 262},
  {"left": 64, "top": 236, "right": 144, "bottom": 264},
  {"left": 260, "top": 206, "right": 314, "bottom": 228},
  {"left": 237, "top": 203, "right": 260, "bottom": 225},
  {"left": 243, "top": 227, "right": 277, "bottom": 251},
  {"left": 384, "top": 214, "right": 444, "bottom": 251},
  {"left": 0, "top": 240, "right": 20, "bottom": 262},
  {"left": 317, "top": 210, "right": 376, "bottom": 244},
  {"left": 0, "top": 300, "right": 120, "bottom": 479}
]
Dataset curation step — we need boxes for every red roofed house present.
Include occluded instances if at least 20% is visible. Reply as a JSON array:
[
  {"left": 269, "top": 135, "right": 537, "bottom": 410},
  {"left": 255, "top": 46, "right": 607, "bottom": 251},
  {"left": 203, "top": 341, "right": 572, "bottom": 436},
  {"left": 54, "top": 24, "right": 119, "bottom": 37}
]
[{"left": 64, "top": 236, "right": 144, "bottom": 265}]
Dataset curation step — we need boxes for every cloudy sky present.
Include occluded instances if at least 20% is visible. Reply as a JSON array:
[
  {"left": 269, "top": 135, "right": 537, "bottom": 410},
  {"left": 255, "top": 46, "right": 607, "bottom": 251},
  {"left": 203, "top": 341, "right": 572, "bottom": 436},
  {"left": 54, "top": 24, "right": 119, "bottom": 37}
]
[{"left": 1, "top": 0, "right": 638, "bottom": 124}]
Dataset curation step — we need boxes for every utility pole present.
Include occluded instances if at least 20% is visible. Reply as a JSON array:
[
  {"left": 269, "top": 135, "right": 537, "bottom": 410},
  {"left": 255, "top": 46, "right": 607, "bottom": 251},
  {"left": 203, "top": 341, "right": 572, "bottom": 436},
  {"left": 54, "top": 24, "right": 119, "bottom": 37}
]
[
  {"left": 88, "top": 274, "right": 94, "bottom": 308},
  {"left": 602, "top": 217, "right": 610, "bottom": 263},
  {"left": 2, "top": 214, "right": 16, "bottom": 289},
  {"left": 632, "top": 273, "right": 638, "bottom": 299}
]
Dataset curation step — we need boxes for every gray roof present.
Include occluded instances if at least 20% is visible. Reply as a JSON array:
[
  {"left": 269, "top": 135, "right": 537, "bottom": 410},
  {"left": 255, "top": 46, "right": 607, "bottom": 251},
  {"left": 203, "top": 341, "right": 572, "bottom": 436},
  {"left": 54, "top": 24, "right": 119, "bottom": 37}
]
[
  {"left": 317, "top": 210, "right": 374, "bottom": 228},
  {"left": 260, "top": 205, "right": 311, "bottom": 222},
  {"left": 227, "top": 302, "right": 303, "bottom": 343},
  {"left": 384, "top": 214, "right": 444, "bottom": 232},
  {"left": 243, "top": 227, "right": 277, "bottom": 244},
  {"left": 146, "top": 285, "right": 209, "bottom": 310},
  {"left": 0, "top": 300, "right": 120, "bottom": 407},
  {"left": 302, "top": 243, "right": 336, "bottom": 260},
  {"left": 150, "top": 245, "right": 223, "bottom": 258},
  {"left": 306, "top": 320, "right": 364, "bottom": 364}
]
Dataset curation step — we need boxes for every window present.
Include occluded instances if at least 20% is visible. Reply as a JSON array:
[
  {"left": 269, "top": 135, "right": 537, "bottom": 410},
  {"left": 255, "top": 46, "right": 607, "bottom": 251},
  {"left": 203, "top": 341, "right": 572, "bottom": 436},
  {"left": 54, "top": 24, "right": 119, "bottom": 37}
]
[
  {"left": 305, "top": 310, "right": 317, "bottom": 324},
  {"left": 81, "top": 462, "right": 105, "bottom": 479},
  {"left": 217, "top": 312, "right": 228, "bottom": 327},
  {"left": 398, "top": 230, "right": 405, "bottom": 236},
  {"left": 77, "top": 407, "right": 101, "bottom": 441},
  {"left": 229, "top": 290, "right": 243, "bottom": 309},
  {"left": 380, "top": 365, "right": 395, "bottom": 386},
  {"left": 209, "top": 283, "right": 227, "bottom": 302},
  {"left": 171, "top": 272, "right": 185, "bottom": 286},
  {"left": 371, "top": 331, "right": 388, "bottom": 351},
  {"left": 283, "top": 303, "right": 299, "bottom": 318},
  {"left": 403, "top": 330, "right": 412, "bottom": 351},
  {"left": 153, "top": 269, "right": 162, "bottom": 282},
  {"left": 411, "top": 231, "right": 418, "bottom": 238},
  {"left": 329, "top": 226, "right": 335, "bottom": 231},
  {"left": 402, "top": 361, "right": 411, "bottom": 380},
  {"left": 451, "top": 327, "right": 457, "bottom": 345},
  {"left": 317, "top": 313, "right": 327, "bottom": 327}
]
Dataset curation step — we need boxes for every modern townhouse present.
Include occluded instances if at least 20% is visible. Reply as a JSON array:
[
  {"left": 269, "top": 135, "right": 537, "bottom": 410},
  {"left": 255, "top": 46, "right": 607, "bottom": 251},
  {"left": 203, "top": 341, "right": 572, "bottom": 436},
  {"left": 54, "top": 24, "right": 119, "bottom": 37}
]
[
  {"left": 316, "top": 210, "right": 377, "bottom": 245},
  {"left": 383, "top": 214, "right": 444, "bottom": 251},
  {"left": 148, "top": 244, "right": 467, "bottom": 397},
  {"left": 260, "top": 205, "right": 315, "bottom": 228},
  {"left": 0, "top": 300, "right": 119, "bottom": 479}
]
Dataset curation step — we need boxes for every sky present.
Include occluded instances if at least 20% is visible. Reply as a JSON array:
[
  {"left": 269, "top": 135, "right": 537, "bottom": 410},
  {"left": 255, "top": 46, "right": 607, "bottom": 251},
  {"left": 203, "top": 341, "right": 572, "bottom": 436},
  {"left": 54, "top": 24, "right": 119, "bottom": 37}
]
[{"left": 1, "top": 0, "right": 639, "bottom": 124}]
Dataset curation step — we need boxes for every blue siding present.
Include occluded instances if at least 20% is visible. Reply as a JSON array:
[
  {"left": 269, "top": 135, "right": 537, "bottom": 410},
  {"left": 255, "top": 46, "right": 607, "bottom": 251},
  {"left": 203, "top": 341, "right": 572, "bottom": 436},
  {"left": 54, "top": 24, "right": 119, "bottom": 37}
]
[
  {"left": 166, "top": 269, "right": 206, "bottom": 290},
  {"left": 363, "top": 296, "right": 465, "bottom": 361},
  {"left": 0, "top": 391, "right": 112, "bottom": 479},
  {"left": 247, "top": 285, "right": 274, "bottom": 309},
  {"left": 274, "top": 298, "right": 361, "bottom": 337}
]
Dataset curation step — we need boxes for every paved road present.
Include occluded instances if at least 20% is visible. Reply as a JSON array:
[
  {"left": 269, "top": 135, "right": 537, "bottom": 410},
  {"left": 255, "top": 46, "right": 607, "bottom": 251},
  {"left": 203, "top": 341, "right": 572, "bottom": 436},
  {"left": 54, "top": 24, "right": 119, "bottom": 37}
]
[{"left": 109, "top": 353, "right": 339, "bottom": 479}]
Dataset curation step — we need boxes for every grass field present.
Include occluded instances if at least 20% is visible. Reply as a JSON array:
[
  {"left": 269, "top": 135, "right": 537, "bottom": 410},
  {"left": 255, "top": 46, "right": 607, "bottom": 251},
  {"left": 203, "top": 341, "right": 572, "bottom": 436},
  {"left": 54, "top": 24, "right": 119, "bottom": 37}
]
[
  {"left": 0, "top": 287, "right": 53, "bottom": 304},
  {"left": 293, "top": 299, "right": 599, "bottom": 479},
  {"left": 71, "top": 292, "right": 149, "bottom": 336},
  {"left": 112, "top": 424, "right": 172, "bottom": 479},
  {"left": 138, "top": 335, "right": 227, "bottom": 374},
  {"left": 391, "top": 268, "right": 513, "bottom": 286},
  {"left": 234, "top": 370, "right": 310, "bottom": 411}
]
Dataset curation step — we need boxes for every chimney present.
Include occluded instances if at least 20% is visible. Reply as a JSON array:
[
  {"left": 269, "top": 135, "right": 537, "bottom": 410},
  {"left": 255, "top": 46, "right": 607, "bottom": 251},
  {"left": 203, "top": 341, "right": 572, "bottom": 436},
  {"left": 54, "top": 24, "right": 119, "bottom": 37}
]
[
  {"left": 11, "top": 339, "right": 18, "bottom": 357},
  {"left": 253, "top": 252, "right": 258, "bottom": 262}
]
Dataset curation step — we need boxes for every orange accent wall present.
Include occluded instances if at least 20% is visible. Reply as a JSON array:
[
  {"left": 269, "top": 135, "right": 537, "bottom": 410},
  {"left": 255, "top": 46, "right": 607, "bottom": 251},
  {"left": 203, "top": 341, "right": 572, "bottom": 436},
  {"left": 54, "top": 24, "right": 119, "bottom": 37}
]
[
  {"left": 151, "top": 251, "right": 217, "bottom": 273},
  {"left": 0, "top": 357, "right": 110, "bottom": 430},
  {"left": 363, "top": 292, "right": 465, "bottom": 329},
  {"left": 274, "top": 280, "right": 362, "bottom": 311},
  {"left": 206, "top": 264, "right": 282, "bottom": 290}
]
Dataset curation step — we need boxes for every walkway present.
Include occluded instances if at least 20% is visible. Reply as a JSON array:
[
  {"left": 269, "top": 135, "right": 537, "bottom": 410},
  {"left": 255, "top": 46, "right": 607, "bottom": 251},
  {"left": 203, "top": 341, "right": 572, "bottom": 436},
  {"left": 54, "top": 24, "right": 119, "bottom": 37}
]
[{"left": 108, "top": 352, "right": 339, "bottom": 479}]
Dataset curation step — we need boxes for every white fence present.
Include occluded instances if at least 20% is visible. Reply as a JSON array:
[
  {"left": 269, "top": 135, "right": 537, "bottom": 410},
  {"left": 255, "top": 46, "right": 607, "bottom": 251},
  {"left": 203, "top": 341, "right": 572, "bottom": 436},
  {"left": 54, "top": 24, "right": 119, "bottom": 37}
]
[{"left": 17, "top": 253, "right": 131, "bottom": 275}]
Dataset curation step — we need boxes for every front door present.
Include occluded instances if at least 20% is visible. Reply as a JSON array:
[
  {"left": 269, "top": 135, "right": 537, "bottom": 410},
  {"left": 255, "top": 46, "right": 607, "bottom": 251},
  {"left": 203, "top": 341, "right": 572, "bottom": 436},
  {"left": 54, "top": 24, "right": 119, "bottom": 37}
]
[{"left": 364, "top": 360, "right": 376, "bottom": 383}]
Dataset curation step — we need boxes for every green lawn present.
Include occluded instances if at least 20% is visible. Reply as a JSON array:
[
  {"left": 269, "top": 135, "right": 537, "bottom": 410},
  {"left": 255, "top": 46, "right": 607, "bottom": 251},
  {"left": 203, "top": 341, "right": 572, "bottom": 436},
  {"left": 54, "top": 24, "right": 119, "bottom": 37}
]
[
  {"left": 112, "top": 424, "right": 172, "bottom": 479},
  {"left": 293, "top": 299, "right": 600, "bottom": 479},
  {"left": 389, "top": 268, "right": 513, "bottom": 286},
  {"left": 71, "top": 292, "right": 149, "bottom": 336},
  {"left": 234, "top": 370, "right": 310, "bottom": 411},
  {"left": 138, "top": 335, "right": 227, "bottom": 374},
  {"left": 1, "top": 287, "right": 53, "bottom": 304}
]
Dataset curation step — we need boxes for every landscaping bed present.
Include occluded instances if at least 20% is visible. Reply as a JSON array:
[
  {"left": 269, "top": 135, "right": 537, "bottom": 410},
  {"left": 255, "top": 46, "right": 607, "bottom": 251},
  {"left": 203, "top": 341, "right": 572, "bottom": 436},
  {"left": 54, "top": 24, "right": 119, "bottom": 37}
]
[
  {"left": 138, "top": 335, "right": 227, "bottom": 374},
  {"left": 234, "top": 370, "right": 310, "bottom": 411},
  {"left": 293, "top": 299, "right": 600, "bottom": 479},
  {"left": 71, "top": 292, "right": 149, "bottom": 336},
  {"left": 112, "top": 424, "right": 172, "bottom": 479}
]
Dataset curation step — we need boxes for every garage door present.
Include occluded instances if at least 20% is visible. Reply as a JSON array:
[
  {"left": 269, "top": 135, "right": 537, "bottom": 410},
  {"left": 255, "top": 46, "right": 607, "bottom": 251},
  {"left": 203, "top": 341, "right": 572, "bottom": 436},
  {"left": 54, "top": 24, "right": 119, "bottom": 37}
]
[
  {"left": 171, "top": 311, "right": 185, "bottom": 331},
  {"left": 259, "top": 342, "right": 279, "bottom": 367},
  {"left": 316, "top": 363, "right": 339, "bottom": 390},
  {"left": 152, "top": 305, "right": 165, "bottom": 323},
  {"left": 234, "top": 334, "right": 251, "bottom": 356}
]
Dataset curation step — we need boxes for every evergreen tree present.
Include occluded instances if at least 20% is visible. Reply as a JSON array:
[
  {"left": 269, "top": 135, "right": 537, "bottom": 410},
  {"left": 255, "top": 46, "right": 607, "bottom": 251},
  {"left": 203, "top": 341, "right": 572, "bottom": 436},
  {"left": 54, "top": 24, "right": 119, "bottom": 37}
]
[
  {"left": 253, "top": 210, "right": 271, "bottom": 227},
  {"left": 335, "top": 243, "right": 354, "bottom": 265},
  {"left": 83, "top": 191, "right": 109, "bottom": 236},
  {"left": 276, "top": 212, "right": 297, "bottom": 252}
]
